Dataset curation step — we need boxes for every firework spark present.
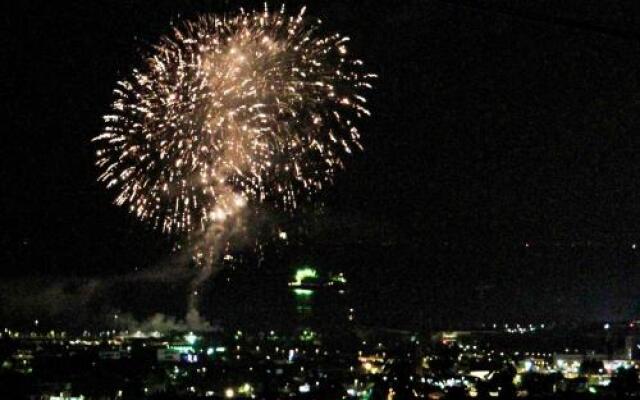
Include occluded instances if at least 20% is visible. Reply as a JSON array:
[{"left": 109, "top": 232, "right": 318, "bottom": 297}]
[{"left": 94, "top": 5, "right": 375, "bottom": 234}]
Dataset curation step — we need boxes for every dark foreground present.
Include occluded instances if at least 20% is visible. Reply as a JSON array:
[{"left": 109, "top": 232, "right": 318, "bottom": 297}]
[{"left": 3, "top": 321, "right": 640, "bottom": 399}]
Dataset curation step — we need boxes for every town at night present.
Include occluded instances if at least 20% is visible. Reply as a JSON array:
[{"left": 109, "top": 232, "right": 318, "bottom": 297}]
[
  {"left": 5, "top": 266, "right": 640, "bottom": 398},
  {"left": 7, "top": 0, "right": 640, "bottom": 399}
]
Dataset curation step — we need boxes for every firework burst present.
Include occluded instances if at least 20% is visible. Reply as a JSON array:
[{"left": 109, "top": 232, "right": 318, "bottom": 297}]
[{"left": 93, "top": 5, "right": 375, "bottom": 234}]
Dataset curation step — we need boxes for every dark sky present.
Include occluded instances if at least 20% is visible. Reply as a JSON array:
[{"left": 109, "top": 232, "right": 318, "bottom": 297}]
[{"left": 5, "top": 0, "right": 640, "bottom": 329}]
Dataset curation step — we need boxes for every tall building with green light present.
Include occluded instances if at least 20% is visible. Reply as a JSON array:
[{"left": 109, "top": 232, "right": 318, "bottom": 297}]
[{"left": 288, "top": 266, "right": 352, "bottom": 333}]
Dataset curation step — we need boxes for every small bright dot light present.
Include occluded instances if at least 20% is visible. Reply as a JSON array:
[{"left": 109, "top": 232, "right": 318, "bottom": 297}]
[
  {"left": 299, "top": 383, "right": 310, "bottom": 393},
  {"left": 225, "top": 388, "right": 234, "bottom": 398},
  {"left": 185, "top": 332, "right": 198, "bottom": 345}
]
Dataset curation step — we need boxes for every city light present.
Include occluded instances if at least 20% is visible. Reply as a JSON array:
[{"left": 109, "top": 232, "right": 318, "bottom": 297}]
[
  {"left": 299, "top": 383, "right": 311, "bottom": 393},
  {"left": 184, "top": 332, "right": 198, "bottom": 345},
  {"left": 293, "top": 288, "right": 314, "bottom": 297},
  {"left": 290, "top": 267, "right": 318, "bottom": 287}
]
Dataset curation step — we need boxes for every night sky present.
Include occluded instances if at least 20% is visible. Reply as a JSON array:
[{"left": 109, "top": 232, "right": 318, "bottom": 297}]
[{"left": 5, "top": 0, "right": 640, "bottom": 329}]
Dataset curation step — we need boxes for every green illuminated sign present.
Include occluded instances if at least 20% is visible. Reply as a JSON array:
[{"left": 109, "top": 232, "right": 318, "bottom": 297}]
[
  {"left": 293, "top": 288, "right": 314, "bottom": 296},
  {"left": 291, "top": 267, "right": 318, "bottom": 286}
]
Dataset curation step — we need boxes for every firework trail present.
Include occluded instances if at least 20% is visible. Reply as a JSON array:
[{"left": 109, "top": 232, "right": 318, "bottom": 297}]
[{"left": 93, "top": 5, "right": 375, "bottom": 319}]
